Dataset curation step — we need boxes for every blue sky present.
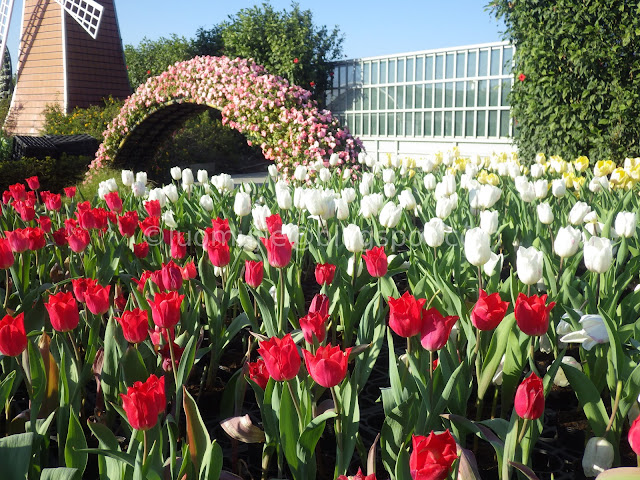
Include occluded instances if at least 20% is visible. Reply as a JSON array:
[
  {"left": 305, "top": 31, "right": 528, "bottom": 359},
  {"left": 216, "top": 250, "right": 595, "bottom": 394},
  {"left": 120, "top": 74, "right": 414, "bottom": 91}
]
[{"left": 6, "top": 0, "right": 505, "bottom": 64}]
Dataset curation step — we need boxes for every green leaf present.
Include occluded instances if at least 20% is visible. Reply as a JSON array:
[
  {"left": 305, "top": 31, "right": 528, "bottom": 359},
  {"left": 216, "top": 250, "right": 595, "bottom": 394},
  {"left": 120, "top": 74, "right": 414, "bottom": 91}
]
[
  {"left": 0, "top": 432, "right": 35, "bottom": 480},
  {"left": 183, "top": 386, "right": 211, "bottom": 474},
  {"left": 65, "top": 408, "right": 88, "bottom": 474},
  {"left": 278, "top": 381, "right": 301, "bottom": 478},
  {"left": 87, "top": 421, "right": 124, "bottom": 480},
  {"left": 40, "top": 468, "right": 81, "bottom": 480},
  {"left": 199, "top": 440, "right": 223, "bottom": 480},
  {"left": 121, "top": 346, "right": 149, "bottom": 386},
  {"left": 478, "top": 313, "right": 516, "bottom": 400},
  {"left": 27, "top": 338, "right": 46, "bottom": 429},
  {"left": 560, "top": 363, "right": 609, "bottom": 437},
  {"left": 0, "top": 370, "right": 16, "bottom": 415}
]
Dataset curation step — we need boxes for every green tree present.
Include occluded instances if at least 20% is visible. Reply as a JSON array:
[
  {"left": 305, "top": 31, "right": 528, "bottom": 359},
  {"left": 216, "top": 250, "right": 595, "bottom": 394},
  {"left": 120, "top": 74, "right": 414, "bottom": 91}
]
[
  {"left": 191, "top": 26, "right": 224, "bottom": 58},
  {"left": 124, "top": 34, "right": 194, "bottom": 89},
  {"left": 217, "top": 1, "right": 343, "bottom": 106},
  {"left": 489, "top": 0, "right": 640, "bottom": 162}
]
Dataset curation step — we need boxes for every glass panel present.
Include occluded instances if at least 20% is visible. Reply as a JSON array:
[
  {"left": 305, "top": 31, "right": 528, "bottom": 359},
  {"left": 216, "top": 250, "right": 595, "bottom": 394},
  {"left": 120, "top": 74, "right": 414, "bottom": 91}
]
[
  {"left": 332, "top": 69, "right": 339, "bottom": 88},
  {"left": 455, "top": 82, "right": 464, "bottom": 107},
  {"left": 467, "top": 51, "right": 477, "bottom": 77},
  {"left": 488, "top": 110, "right": 498, "bottom": 136},
  {"left": 416, "top": 57, "right": 423, "bottom": 81},
  {"left": 414, "top": 112, "right": 422, "bottom": 136},
  {"left": 346, "top": 89, "right": 353, "bottom": 109},
  {"left": 380, "top": 60, "right": 387, "bottom": 83},
  {"left": 501, "top": 79, "right": 511, "bottom": 106},
  {"left": 424, "top": 112, "right": 432, "bottom": 135},
  {"left": 355, "top": 114, "right": 362, "bottom": 136},
  {"left": 379, "top": 113, "right": 386, "bottom": 135},
  {"left": 490, "top": 48, "right": 501, "bottom": 76},
  {"left": 445, "top": 53, "right": 454, "bottom": 79},
  {"left": 355, "top": 88, "right": 363, "bottom": 110},
  {"left": 465, "top": 111, "right": 474, "bottom": 136},
  {"left": 434, "top": 111, "right": 443, "bottom": 136},
  {"left": 502, "top": 47, "right": 513, "bottom": 75},
  {"left": 425, "top": 84, "right": 433, "bottom": 108},
  {"left": 456, "top": 52, "right": 465, "bottom": 78},
  {"left": 370, "top": 87, "right": 378, "bottom": 109},
  {"left": 363, "top": 88, "right": 370, "bottom": 110},
  {"left": 339, "top": 65, "right": 347, "bottom": 86},
  {"left": 347, "top": 65, "right": 355, "bottom": 84},
  {"left": 455, "top": 111, "right": 463, "bottom": 136},
  {"left": 478, "top": 50, "right": 488, "bottom": 76},
  {"left": 379, "top": 87, "right": 387, "bottom": 110},
  {"left": 444, "top": 111, "right": 453, "bottom": 136},
  {"left": 466, "top": 81, "right": 476, "bottom": 107},
  {"left": 363, "top": 63, "right": 370, "bottom": 84},
  {"left": 426, "top": 56, "right": 434, "bottom": 80},
  {"left": 371, "top": 114, "right": 378, "bottom": 135},
  {"left": 388, "top": 59, "right": 396, "bottom": 83},
  {"left": 405, "top": 112, "right": 413, "bottom": 136},
  {"left": 397, "top": 59, "right": 405, "bottom": 83},
  {"left": 363, "top": 113, "right": 370, "bottom": 135},
  {"left": 347, "top": 113, "right": 355, "bottom": 131},
  {"left": 397, "top": 86, "right": 404, "bottom": 109},
  {"left": 371, "top": 62, "right": 378, "bottom": 85},
  {"left": 387, "top": 86, "right": 395, "bottom": 109},
  {"left": 478, "top": 80, "right": 487, "bottom": 107},
  {"left": 435, "top": 54, "right": 444, "bottom": 79},
  {"left": 396, "top": 112, "right": 404, "bottom": 136},
  {"left": 355, "top": 64, "right": 362, "bottom": 84},
  {"left": 407, "top": 58, "right": 414, "bottom": 82},
  {"left": 476, "top": 111, "right": 486, "bottom": 136},
  {"left": 500, "top": 110, "right": 510, "bottom": 137},
  {"left": 387, "top": 113, "right": 395, "bottom": 135},
  {"left": 489, "top": 79, "right": 500, "bottom": 106},
  {"left": 434, "top": 83, "right": 443, "bottom": 108},
  {"left": 415, "top": 84, "right": 423, "bottom": 108},
  {"left": 406, "top": 85, "right": 414, "bottom": 108},
  {"left": 445, "top": 82, "right": 454, "bottom": 108}
]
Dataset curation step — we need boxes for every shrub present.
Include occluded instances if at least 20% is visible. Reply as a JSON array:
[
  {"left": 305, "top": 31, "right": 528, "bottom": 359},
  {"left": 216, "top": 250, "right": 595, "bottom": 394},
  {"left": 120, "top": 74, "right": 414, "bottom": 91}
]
[
  {"left": 0, "top": 154, "right": 90, "bottom": 193},
  {"left": 42, "top": 97, "right": 123, "bottom": 139}
]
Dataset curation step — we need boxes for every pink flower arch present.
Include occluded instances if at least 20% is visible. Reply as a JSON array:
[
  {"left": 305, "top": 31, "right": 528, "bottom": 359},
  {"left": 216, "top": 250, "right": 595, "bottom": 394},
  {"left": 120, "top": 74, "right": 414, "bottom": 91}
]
[{"left": 89, "top": 56, "right": 363, "bottom": 180}]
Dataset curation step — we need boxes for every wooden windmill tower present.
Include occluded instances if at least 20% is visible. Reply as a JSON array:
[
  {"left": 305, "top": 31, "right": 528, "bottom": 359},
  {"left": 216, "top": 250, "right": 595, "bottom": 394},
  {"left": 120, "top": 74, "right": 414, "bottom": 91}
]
[{"left": 0, "top": 0, "right": 131, "bottom": 135}]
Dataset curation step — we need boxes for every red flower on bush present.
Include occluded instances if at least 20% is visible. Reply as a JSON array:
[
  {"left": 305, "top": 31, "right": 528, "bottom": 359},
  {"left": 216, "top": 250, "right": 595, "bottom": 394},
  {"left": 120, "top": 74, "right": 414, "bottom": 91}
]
[
  {"left": 518, "top": 73, "right": 526, "bottom": 82},
  {"left": 362, "top": 246, "right": 388, "bottom": 278},
  {"left": 293, "top": 57, "right": 299, "bottom": 64},
  {"left": 257, "top": 333, "right": 300, "bottom": 381},
  {"left": 514, "top": 372, "right": 545, "bottom": 420},
  {"left": 514, "top": 293, "right": 555, "bottom": 336},
  {"left": 419, "top": 308, "right": 458, "bottom": 351},
  {"left": 120, "top": 374, "right": 166, "bottom": 431},
  {"left": 245, "top": 260, "right": 263, "bottom": 288},
  {"left": 0, "top": 312, "right": 27, "bottom": 357},
  {"left": 303, "top": 344, "right": 351, "bottom": 388},
  {"left": 261, "top": 232, "right": 293, "bottom": 268},
  {"left": 315, "top": 263, "right": 336, "bottom": 285},
  {"left": 247, "top": 358, "right": 270, "bottom": 389},
  {"left": 471, "top": 289, "right": 509, "bottom": 331},
  {"left": 45, "top": 291, "right": 79, "bottom": 332},
  {"left": 299, "top": 311, "right": 329, "bottom": 344},
  {"left": 388, "top": 292, "right": 426, "bottom": 338},
  {"left": 148, "top": 291, "right": 184, "bottom": 329},
  {"left": 117, "top": 308, "right": 150, "bottom": 344},
  {"left": 409, "top": 430, "right": 458, "bottom": 480}
]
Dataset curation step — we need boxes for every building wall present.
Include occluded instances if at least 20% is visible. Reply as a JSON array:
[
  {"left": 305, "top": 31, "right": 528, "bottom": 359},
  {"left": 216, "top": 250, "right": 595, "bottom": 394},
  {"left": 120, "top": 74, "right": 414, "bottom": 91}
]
[{"left": 326, "top": 41, "right": 517, "bottom": 160}]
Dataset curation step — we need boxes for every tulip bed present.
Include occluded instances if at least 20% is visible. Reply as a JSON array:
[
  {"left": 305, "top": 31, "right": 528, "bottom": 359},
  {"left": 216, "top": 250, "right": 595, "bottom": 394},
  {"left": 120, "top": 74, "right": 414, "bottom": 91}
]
[{"left": 0, "top": 152, "right": 640, "bottom": 480}]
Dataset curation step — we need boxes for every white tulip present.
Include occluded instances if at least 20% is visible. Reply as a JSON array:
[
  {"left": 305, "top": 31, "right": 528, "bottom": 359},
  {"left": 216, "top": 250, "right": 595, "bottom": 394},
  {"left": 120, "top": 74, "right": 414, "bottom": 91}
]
[
  {"left": 517, "top": 246, "right": 543, "bottom": 285},
  {"left": 480, "top": 210, "right": 499, "bottom": 235},
  {"left": 615, "top": 211, "right": 637, "bottom": 238},
  {"left": 182, "top": 168, "right": 194, "bottom": 186},
  {"left": 347, "top": 256, "right": 364, "bottom": 277},
  {"left": 582, "top": 437, "right": 614, "bottom": 477},
  {"left": 569, "top": 202, "right": 592, "bottom": 225},
  {"left": 382, "top": 168, "right": 395, "bottom": 184},
  {"left": 294, "top": 165, "right": 308, "bottom": 182},
  {"left": 519, "top": 181, "right": 536, "bottom": 203},
  {"left": 335, "top": 198, "right": 349, "bottom": 220},
  {"left": 384, "top": 183, "right": 396, "bottom": 198},
  {"left": 211, "top": 173, "right": 234, "bottom": 193},
  {"left": 549, "top": 356, "right": 582, "bottom": 388},
  {"left": 237, "top": 234, "right": 258, "bottom": 252},
  {"left": 551, "top": 179, "right": 566, "bottom": 197},
  {"left": 329, "top": 153, "right": 340, "bottom": 166},
  {"left": 477, "top": 185, "right": 502, "bottom": 209},
  {"left": 97, "top": 183, "right": 110, "bottom": 200},
  {"left": 131, "top": 181, "right": 146, "bottom": 197},
  {"left": 163, "top": 184, "right": 179, "bottom": 203},
  {"left": 344, "top": 224, "right": 364, "bottom": 253},
  {"left": 162, "top": 210, "right": 177, "bottom": 229},
  {"left": 135, "top": 171, "right": 147, "bottom": 185},
  {"left": 200, "top": 194, "right": 214, "bottom": 212},
  {"left": 268, "top": 164, "right": 278, "bottom": 178},
  {"left": 360, "top": 193, "right": 384, "bottom": 218},
  {"left": 583, "top": 236, "right": 613, "bottom": 273},
  {"left": 252, "top": 205, "right": 271, "bottom": 231},
  {"left": 341, "top": 188, "right": 356, "bottom": 203},
  {"left": 560, "top": 314, "right": 609, "bottom": 350},
  {"left": 465, "top": 228, "right": 491, "bottom": 266},
  {"left": 293, "top": 187, "right": 306, "bottom": 209},
  {"left": 424, "top": 218, "right": 445, "bottom": 247},
  {"left": 170, "top": 166, "right": 182, "bottom": 180},
  {"left": 276, "top": 187, "right": 292, "bottom": 210},
  {"left": 399, "top": 189, "right": 417, "bottom": 211},
  {"left": 537, "top": 202, "right": 554, "bottom": 225},
  {"left": 436, "top": 196, "right": 457, "bottom": 220},
  {"left": 530, "top": 164, "right": 544, "bottom": 178},
  {"left": 148, "top": 188, "right": 167, "bottom": 207},
  {"left": 484, "top": 252, "right": 503, "bottom": 276},
  {"left": 554, "top": 226, "right": 581, "bottom": 258},
  {"left": 318, "top": 168, "right": 331, "bottom": 183},
  {"left": 197, "top": 169, "right": 209, "bottom": 184},
  {"left": 534, "top": 179, "right": 548, "bottom": 199},
  {"left": 281, "top": 224, "right": 299, "bottom": 244},
  {"left": 121, "top": 169, "right": 134, "bottom": 187},
  {"left": 234, "top": 192, "right": 251, "bottom": 217},
  {"left": 423, "top": 173, "right": 437, "bottom": 190},
  {"left": 379, "top": 202, "right": 402, "bottom": 228},
  {"left": 357, "top": 152, "right": 367, "bottom": 164}
]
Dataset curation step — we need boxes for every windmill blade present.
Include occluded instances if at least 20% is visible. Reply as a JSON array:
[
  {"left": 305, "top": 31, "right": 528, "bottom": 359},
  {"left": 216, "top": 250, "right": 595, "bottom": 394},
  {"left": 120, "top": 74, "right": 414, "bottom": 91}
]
[
  {"left": 0, "top": 0, "right": 15, "bottom": 73},
  {"left": 53, "top": 0, "right": 103, "bottom": 39}
]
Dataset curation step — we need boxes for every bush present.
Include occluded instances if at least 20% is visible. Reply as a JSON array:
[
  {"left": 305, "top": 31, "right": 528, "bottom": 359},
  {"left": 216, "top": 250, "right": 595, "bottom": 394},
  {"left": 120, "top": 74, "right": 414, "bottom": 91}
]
[
  {"left": 0, "top": 154, "right": 90, "bottom": 193},
  {"left": 42, "top": 97, "right": 123, "bottom": 139},
  {"left": 489, "top": 0, "right": 640, "bottom": 162}
]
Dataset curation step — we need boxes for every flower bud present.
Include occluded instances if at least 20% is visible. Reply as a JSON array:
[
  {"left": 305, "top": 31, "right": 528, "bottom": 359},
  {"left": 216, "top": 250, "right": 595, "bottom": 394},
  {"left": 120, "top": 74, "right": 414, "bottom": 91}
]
[{"left": 582, "top": 437, "right": 614, "bottom": 477}]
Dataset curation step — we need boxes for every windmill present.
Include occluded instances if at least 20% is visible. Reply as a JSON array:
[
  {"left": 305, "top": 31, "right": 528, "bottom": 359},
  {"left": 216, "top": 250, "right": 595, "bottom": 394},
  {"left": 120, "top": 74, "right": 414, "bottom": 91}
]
[{"left": 0, "top": 0, "right": 131, "bottom": 135}]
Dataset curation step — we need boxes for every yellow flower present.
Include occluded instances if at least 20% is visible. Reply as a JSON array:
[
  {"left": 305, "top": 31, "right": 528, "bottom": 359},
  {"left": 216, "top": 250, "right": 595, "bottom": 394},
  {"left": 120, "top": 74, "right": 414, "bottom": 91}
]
[
  {"left": 486, "top": 173, "right": 500, "bottom": 186},
  {"left": 594, "top": 160, "right": 615, "bottom": 177},
  {"left": 562, "top": 172, "right": 575, "bottom": 189},
  {"left": 549, "top": 155, "right": 567, "bottom": 173},
  {"left": 610, "top": 167, "right": 631, "bottom": 189},
  {"left": 574, "top": 156, "right": 589, "bottom": 172}
]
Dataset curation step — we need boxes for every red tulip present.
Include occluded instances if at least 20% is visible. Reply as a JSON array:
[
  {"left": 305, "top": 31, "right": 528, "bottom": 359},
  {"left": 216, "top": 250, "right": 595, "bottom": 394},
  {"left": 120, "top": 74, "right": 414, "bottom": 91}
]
[
  {"left": 159, "top": 341, "right": 184, "bottom": 371},
  {"left": 261, "top": 232, "right": 293, "bottom": 268},
  {"left": 120, "top": 374, "right": 166, "bottom": 431},
  {"left": 0, "top": 238, "right": 14, "bottom": 269},
  {"left": 337, "top": 468, "right": 377, "bottom": 480},
  {"left": 2, "top": 190, "right": 11, "bottom": 204},
  {"left": 161, "top": 261, "right": 183, "bottom": 291},
  {"left": 37, "top": 215, "right": 52, "bottom": 233},
  {"left": 5, "top": 229, "right": 28, "bottom": 253},
  {"left": 92, "top": 208, "right": 109, "bottom": 230},
  {"left": 514, "top": 293, "right": 556, "bottom": 336},
  {"left": 144, "top": 200, "right": 161, "bottom": 217},
  {"left": 25, "top": 227, "right": 45, "bottom": 251},
  {"left": 104, "top": 191, "right": 123, "bottom": 213},
  {"left": 247, "top": 358, "right": 270, "bottom": 389},
  {"left": 14, "top": 201, "right": 35, "bottom": 221},
  {"left": 170, "top": 231, "right": 186, "bottom": 259},
  {"left": 244, "top": 260, "right": 263, "bottom": 288},
  {"left": 9, "top": 183, "right": 26, "bottom": 201},
  {"left": 211, "top": 217, "right": 231, "bottom": 244},
  {"left": 409, "top": 430, "right": 458, "bottom": 480},
  {"left": 133, "top": 241, "right": 149, "bottom": 259},
  {"left": 148, "top": 291, "right": 184, "bottom": 329},
  {"left": 303, "top": 344, "right": 351, "bottom": 388},
  {"left": 116, "top": 309, "right": 149, "bottom": 344},
  {"left": 150, "top": 271, "right": 166, "bottom": 291},
  {"left": 472, "top": 289, "right": 509, "bottom": 331},
  {"left": 25, "top": 176, "right": 39, "bottom": 190},
  {"left": 514, "top": 372, "right": 545, "bottom": 420},
  {"left": 133, "top": 271, "right": 153, "bottom": 293},
  {"left": 45, "top": 291, "right": 79, "bottom": 332},
  {"left": 114, "top": 293, "right": 127, "bottom": 312},
  {"left": 309, "top": 293, "right": 329, "bottom": 317},
  {"left": 72, "top": 277, "right": 94, "bottom": 303},
  {"left": 68, "top": 227, "right": 90, "bottom": 253},
  {"left": 52, "top": 228, "right": 68, "bottom": 246},
  {"left": 266, "top": 214, "right": 283, "bottom": 235},
  {"left": 44, "top": 193, "right": 61, "bottom": 211},
  {"left": 257, "top": 333, "right": 301, "bottom": 381},
  {"left": 315, "top": 263, "right": 336, "bottom": 285},
  {"left": 181, "top": 261, "right": 197, "bottom": 280},
  {"left": 0, "top": 312, "right": 27, "bottom": 357},
  {"left": 362, "top": 246, "right": 388, "bottom": 278},
  {"left": 629, "top": 414, "right": 640, "bottom": 455},
  {"left": 207, "top": 240, "right": 230, "bottom": 267},
  {"left": 118, "top": 211, "right": 138, "bottom": 237},
  {"left": 140, "top": 216, "right": 160, "bottom": 237},
  {"left": 388, "top": 292, "right": 426, "bottom": 338},
  {"left": 84, "top": 283, "right": 111, "bottom": 315},
  {"left": 64, "top": 186, "right": 76, "bottom": 198},
  {"left": 299, "top": 311, "right": 328, "bottom": 344},
  {"left": 419, "top": 308, "right": 459, "bottom": 351},
  {"left": 76, "top": 208, "right": 96, "bottom": 230}
]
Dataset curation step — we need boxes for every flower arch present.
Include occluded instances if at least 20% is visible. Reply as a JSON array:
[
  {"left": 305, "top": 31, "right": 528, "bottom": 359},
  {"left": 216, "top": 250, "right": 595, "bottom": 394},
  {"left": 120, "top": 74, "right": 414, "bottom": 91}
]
[{"left": 89, "top": 56, "right": 363, "bottom": 180}]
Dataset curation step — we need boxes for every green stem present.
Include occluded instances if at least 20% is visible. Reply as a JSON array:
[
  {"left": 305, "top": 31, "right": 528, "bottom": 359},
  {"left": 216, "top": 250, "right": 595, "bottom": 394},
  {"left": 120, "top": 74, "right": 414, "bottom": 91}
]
[
  {"left": 286, "top": 380, "right": 303, "bottom": 428},
  {"left": 517, "top": 418, "right": 530, "bottom": 444},
  {"left": 68, "top": 331, "right": 81, "bottom": 365},
  {"left": 3, "top": 269, "right": 9, "bottom": 310},
  {"left": 331, "top": 385, "right": 343, "bottom": 476},
  {"left": 143, "top": 429, "right": 148, "bottom": 465},
  {"left": 278, "top": 268, "right": 286, "bottom": 335},
  {"left": 477, "top": 266, "right": 483, "bottom": 297},
  {"left": 605, "top": 380, "right": 623, "bottom": 434}
]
